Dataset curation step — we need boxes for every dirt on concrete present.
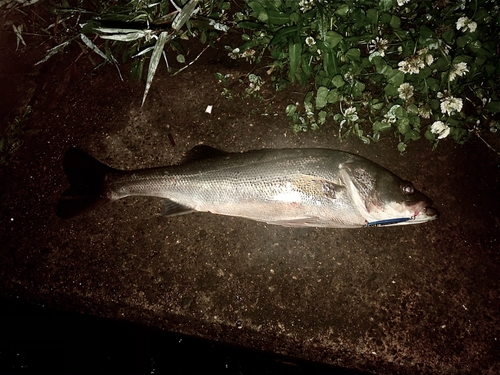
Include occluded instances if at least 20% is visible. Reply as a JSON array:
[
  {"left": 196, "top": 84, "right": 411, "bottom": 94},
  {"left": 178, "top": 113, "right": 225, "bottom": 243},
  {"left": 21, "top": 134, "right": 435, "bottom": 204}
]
[{"left": 0, "top": 14, "right": 499, "bottom": 375}]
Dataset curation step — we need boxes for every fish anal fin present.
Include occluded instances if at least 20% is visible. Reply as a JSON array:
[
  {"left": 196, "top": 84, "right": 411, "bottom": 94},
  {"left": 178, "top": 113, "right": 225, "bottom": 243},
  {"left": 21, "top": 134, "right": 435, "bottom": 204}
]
[
  {"left": 158, "top": 199, "right": 194, "bottom": 217},
  {"left": 267, "top": 217, "right": 321, "bottom": 227}
]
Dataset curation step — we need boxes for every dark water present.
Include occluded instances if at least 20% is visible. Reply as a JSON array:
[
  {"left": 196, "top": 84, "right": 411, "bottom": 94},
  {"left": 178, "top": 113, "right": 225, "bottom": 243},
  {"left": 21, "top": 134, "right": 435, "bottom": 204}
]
[{"left": 0, "top": 297, "right": 367, "bottom": 375}]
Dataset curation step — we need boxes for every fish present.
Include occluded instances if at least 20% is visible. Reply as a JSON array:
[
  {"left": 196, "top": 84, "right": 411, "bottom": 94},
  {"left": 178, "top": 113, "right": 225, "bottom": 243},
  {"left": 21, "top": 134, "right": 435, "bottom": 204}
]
[{"left": 57, "top": 145, "right": 438, "bottom": 228}]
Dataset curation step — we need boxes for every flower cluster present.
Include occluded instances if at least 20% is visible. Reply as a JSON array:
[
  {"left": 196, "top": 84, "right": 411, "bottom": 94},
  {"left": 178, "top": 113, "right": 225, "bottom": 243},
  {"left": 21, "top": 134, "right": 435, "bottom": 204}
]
[
  {"left": 430, "top": 121, "right": 450, "bottom": 139},
  {"left": 368, "top": 37, "right": 389, "bottom": 57},
  {"left": 398, "top": 48, "right": 433, "bottom": 75},
  {"left": 438, "top": 91, "right": 463, "bottom": 116},
  {"left": 456, "top": 16, "right": 477, "bottom": 32},
  {"left": 449, "top": 62, "right": 469, "bottom": 81},
  {"left": 398, "top": 82, "right": 414, "bottom": 100},
  {"left": 344, "top": 106, "right": 359, "bottom": 121},
  {"left": 397, "top": 0, "right": 410, "bottom": 6},
  {"left": 418, "top": 103, "right": 432, "bottom": 119},
  {"left": 299, "top": 0, "right": 315, "bottom": 13}
]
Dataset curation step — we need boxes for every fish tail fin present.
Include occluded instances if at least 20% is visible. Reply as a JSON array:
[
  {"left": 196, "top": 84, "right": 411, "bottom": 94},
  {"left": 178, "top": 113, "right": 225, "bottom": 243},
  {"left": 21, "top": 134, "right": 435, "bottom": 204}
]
[{"left": 57, "top": 148, "right": 115, "bottom": 219}]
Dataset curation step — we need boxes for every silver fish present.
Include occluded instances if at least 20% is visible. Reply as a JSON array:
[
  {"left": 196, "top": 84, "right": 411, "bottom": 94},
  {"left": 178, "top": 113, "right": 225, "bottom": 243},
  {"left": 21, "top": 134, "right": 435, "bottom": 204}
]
[{"left": 57, "top": 146, "right": 438, "bottom": 228}]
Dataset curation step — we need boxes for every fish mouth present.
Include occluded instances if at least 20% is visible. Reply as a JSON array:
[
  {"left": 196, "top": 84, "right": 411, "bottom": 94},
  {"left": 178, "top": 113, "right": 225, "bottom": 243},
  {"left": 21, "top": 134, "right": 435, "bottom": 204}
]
[{"left": 411, "top": 203, "right": 439, "bottom": 223}]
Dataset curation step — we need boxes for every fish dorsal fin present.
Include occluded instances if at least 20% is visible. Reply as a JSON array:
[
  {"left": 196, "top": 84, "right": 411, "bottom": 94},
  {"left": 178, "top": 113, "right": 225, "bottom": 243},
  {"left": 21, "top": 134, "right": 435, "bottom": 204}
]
[{"left": 180, "top": 145, "right": 228, "bottom": 164}]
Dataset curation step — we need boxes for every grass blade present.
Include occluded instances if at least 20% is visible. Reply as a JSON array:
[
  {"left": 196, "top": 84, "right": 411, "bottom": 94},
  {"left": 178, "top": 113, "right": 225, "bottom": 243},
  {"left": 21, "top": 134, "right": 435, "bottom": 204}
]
[{"left": 142, "top": 31, "right": 172, "bottom": 106}]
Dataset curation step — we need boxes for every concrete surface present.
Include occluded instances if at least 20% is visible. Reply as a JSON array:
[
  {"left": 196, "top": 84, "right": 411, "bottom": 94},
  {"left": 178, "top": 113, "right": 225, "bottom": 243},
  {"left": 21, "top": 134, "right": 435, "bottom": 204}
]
[{"left": 1, "top": 19, "right": 499, "bottom": 374}]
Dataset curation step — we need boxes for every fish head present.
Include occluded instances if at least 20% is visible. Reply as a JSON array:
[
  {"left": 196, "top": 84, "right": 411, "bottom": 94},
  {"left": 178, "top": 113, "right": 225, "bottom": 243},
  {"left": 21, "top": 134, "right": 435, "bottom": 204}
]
[{"left": 340, "top": 160, "right": 438, "bottom": 226}]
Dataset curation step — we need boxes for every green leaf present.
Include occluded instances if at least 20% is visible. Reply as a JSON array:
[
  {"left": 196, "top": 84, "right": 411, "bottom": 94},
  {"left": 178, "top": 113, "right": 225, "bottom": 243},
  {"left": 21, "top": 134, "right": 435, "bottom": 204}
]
[
  {"left": 270, "top": 26, "right": 298, "bottom": 45},
  {"left": 380, "top": 12, "right": 392, "bottom": 24},
  {"left": 332, "top": 75, "right": 345, "bottom": 88},
  {"left": 80, "top": 34, "right": 109, "bottom": 61},
  {"left": 288, "top": 41, "right": 302, "bottom": 82},
  {"left": 384, "top": 84, "right": 398, "bottom": 96},
  {"left": 290, "top": 12, "right": 301, "bottom": 23},
  {"left": 387, "top": 69, "right": 404, "bottom": 86},
  {"left": 487, "top": 101, "right": 500, "bottom": 113},
  {"left": 398, "top": 118, "right": 410, "bottom": 134},
  {"left": 248, "top": 1, "right": 268, "bottom": 22},
  {"left": 404, "top": 129, "right": 420, "bottom": 141},
  {"left": 373, "top": 121, "right": 391, "bottom": 132},
  {"left": 142, "top": 31, "right": 172, "bottom": 106},
  {"left": 345, "top": 48, "right": 360, "bottom": 62},
  {"left": 323, "top": 50, "right": 338, "bottom": 77},
  {"left": 397, "top": 142, "right": 407, "bottom": 153},
  {"left": 172, "top": 0, "right": 199, "bottom": 31},
  {"left": 425, "top": 130, "right": 435, "bottom": 141},
  {"left": 407, "top": 104, "right": 418, "bottom": 114},
  {"left": 427, "top": 78, "right": 439, "bottom": 91},
  {"left": 176, "top": 54, "right": 185, "bottom": 63},
  {"left": 390, "top": 15, "right": 400, "bottom": 29},
  {"left": 353, "top": 80, "right": 365, "bottom": 97},
  {"left": 420, "top": 26, "right": 433, "bottom": 38},
  {"left": 268, "top": 10, "right": 290, "bottom": 25},
  {"left": 379, "top": 0, "right": 393, "bottom": 12},
  {"left": 317, "top": 8, "right": 328, "bottom": 40},
  {"left": 318, "top": 110, "right": 327, "bottom": 125},
  {"left": 316, "top": 86, "right": 329, "bottom": 109},
  {"left": 418, "top": 66, "right": 432, "bottom": 79},
  {"left": 324, "top": 30, "right": 343, "bottom": 49},
  {"left": 327, "top": 89, "right": 340, "bottom": 104},
  {"left": 409, "top": 114, "right": 420, "bottom": 127},
  {"left": 286, "top": 104, "right": 297, "bottom": 116},
  {"left": 367, "top": 9, "right": 378, "bottom": 24},
  {"left": 371, "top": 55, "right": 388, "bottom": 73},
  {"left": 301, "top": 53, "right": 312, "bottom": 77},
  {"left": 468, "top": 40, "right": 482, "bottom": 52},
  {"left": 442, "top": 30, "right": 455, "bottom": 44},
  {"left": 335, "top": 4, "right": 350, "bottom": 17}
]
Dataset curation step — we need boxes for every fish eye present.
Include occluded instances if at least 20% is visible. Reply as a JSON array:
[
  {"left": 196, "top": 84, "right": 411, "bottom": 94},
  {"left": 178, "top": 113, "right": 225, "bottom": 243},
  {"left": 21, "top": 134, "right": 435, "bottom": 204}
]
[{"left": 401, "top": 182, "right": 414, "bottom": 195}]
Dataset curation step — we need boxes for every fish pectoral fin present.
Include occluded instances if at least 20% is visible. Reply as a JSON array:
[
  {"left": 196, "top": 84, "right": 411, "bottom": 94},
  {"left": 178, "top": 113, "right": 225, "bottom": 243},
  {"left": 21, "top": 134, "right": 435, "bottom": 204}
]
[
  {"left": 267, "top": 217, "right": 321, "bottom": 227},
  {"left": 158, "top": 199, "right": 195, "bottom": 217},
  {"left": 292, "top": 175, "right": 344, "bottom": 199}
]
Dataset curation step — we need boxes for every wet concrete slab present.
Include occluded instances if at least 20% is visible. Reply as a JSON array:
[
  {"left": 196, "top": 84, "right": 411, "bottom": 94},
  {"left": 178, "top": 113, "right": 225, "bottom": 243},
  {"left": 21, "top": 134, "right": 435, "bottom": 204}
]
[{"left": 1, "top": 24, "right": 499, "bottom": 374}]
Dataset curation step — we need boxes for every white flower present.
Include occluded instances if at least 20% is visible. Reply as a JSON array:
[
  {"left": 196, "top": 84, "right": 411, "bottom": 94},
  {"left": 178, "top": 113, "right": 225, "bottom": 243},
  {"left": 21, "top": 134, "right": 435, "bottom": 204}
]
[
  {"left": 449, "top": 62, "right": 469, "bottom": 81},
  {"left": 398, "top": 82, "right": 414, "bottom": 100},
  {"left": 440, "top": 96, "right": 463, "bottom": 116},
  {"left": 418, "top": 104, "right": 432, "bottom": 119},
  {"left": 456, "top": 16, "right": 477, "bottom": 32},
  {"left": 426, "top": 54, "right": 434, "bottom": 66},
  {"left": 456, "top": 17, "right": 468, "bottom": 30},
  {"left": 430, "top": 121, "right": 450, "bottom": 139},
  {"left": 306, "top": 36, "right": 316, "bottom": 46},
  {"left": 368, "top": 37, "right": 389, "bottom": 57},
  {"left": 397, "top": 0, "right": 410, "bottom": 6},
  {"left": 344, "top": 106, "right": 359, "bottom": 121},
  {"left": 299, "top": 0, "right": 315, "bottom": 12},
  {"left": 398, "top": 57, "right": 425, "bottom": 74}
]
